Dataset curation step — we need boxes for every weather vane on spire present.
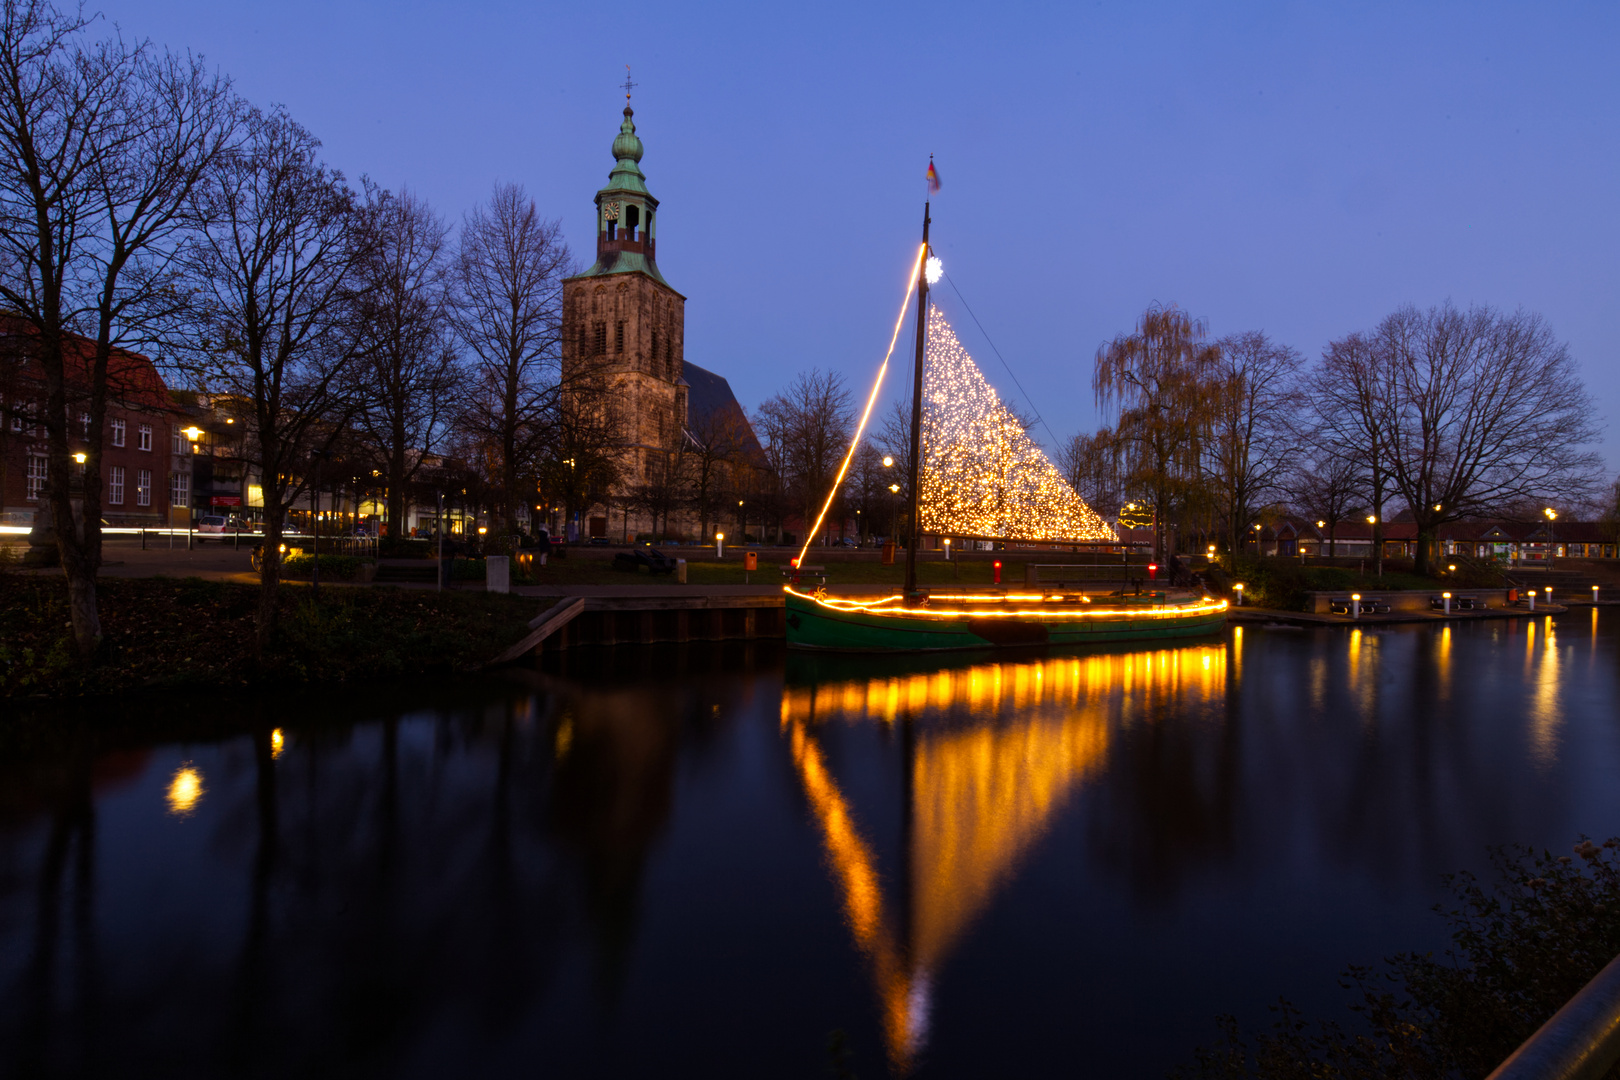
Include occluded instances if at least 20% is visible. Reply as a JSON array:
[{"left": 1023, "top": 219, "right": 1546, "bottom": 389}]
[{"left": 622, "top": 65, "right": 637, "bottom": 104}]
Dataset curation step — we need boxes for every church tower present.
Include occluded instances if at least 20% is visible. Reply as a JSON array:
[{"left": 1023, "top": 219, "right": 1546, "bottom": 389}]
[{"left": 561, "top": 101, "right": 687, "bottom": 521}]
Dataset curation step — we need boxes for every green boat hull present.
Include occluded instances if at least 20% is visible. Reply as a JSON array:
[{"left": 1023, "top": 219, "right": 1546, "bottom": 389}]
[{"left": 784, "top": 591, "right": 1227, "bottom": 652}]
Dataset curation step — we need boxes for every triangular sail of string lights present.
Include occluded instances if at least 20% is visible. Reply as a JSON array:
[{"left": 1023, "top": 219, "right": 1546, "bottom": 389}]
[{"left": 920, "top": 305, "right": 1117, "bottom": 542}]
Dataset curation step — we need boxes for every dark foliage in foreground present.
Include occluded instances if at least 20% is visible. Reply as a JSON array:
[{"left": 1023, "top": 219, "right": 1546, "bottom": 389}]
[
  {"left": 1179, "top": 839, "right": 1620, "bottom": 1079},
  {"left": 0, "top": 575, "right": 540, "bottom": 697}
]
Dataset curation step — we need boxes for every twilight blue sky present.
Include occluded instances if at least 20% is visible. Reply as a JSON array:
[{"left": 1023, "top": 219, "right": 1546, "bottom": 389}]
[{"left": 98, "top": 1, "right": 1619, "bottom": 467}]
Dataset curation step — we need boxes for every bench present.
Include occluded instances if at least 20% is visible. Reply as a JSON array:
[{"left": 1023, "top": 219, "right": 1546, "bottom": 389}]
[
  {"left": 1430, "top": 595, "right": 1486, "bottom": 611},
  {"left": 1329, "top": 596, "right": 1391, "bottom": 615},
  {"left": 782, "top": 564, "right": 827, "bottom": 586}
]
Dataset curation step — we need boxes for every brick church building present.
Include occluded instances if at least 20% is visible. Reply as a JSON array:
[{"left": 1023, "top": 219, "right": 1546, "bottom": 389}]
[{"left": 560, "top": 101, "right": 765, "bottom": 540}]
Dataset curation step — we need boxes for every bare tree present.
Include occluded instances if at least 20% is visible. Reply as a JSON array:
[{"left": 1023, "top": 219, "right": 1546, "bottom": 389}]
[
  {"left": 686, "top": 398, "right": 753, "bottom": 542},
  {"left": 353, "top": 186, "right": 459, "bottom": 543},
  {"left": 751, "top": 397, "right": 793, "bottom": 544},
  {"left": 1314, "top": 330, "right": 1397, "bottom": 576},
  {"left": 534, "top": 368, "right": 620, "bottom": 538},
  {"left": 1373, "top": 302, "right": 1601, "bottom": 575},
  {"left": 452, "top": 183, "right": 572, "bottom": 533},
  {"left": 178, "top": 105, "right": 369, "bottom": 650},
  {"left": 1093, "top": 305, "right": 1219, "bottom": 560},
  {"left": 0, "top": 0, "right": 236, "bottom": 656},
  {"left": 1289, "top": 448, "right": 1362, "bottom": 557},
  {"left": 626, "top": 425, "right": 688, "bottom": 541},
  {"left": 1057, "top": 428, "right": 1124, "bottom": 521},
  {"left": 758, "top": 368, "right": 853, "bottom": 547},
  {"left": 1206, "top": 331, "right": 1305, "bottom": 555}
]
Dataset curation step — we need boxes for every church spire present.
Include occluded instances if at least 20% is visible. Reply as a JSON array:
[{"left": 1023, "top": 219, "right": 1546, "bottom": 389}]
[{"left": 578, "top": 99, "right": 670, "bottom": 287}]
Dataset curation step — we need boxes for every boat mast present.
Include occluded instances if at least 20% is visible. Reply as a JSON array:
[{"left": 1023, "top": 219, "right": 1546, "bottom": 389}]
[{"left": 904, "top": 201, "right": 930, "bottom": 599}]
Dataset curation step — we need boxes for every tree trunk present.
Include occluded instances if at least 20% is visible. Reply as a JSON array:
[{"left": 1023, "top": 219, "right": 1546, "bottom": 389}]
[
  {"left": 1414, "top": 528, "right": 1432, "bottom": 577},
  {"left": 256, "top": 502, "right": 284, "bottom": 658}
]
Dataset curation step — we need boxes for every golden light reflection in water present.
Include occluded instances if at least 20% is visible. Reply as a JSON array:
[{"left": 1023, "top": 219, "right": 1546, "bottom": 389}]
[
  {"left": 166, "top": 764, "right": 204, "bottom": 817},
  {"left": 1437, "top": 627, "right": 1452, "bottom": 701},
  {"left": 1529, "top": 616, "right": 1561, "bottom": 767},
  {"left": 784, "top": 644, "right": 1226, "bottom": 1072},
  {"left": 270, "top": 728, "right": 286, "bottom": 759}
]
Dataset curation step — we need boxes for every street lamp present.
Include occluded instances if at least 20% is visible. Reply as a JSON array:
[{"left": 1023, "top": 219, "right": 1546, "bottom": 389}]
[{"left": 1544, "top": 507, "right": 1558, "bottom": 561}]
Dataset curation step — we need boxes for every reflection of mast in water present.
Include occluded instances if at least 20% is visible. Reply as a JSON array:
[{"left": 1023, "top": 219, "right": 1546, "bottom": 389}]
[{"left": 783, "top": 647, "right": 1226, "bottom": 1073}]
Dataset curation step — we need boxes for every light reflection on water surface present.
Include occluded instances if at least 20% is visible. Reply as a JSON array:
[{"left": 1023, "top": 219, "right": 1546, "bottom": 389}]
[{"left": 1, "top": 614, "right": 1616, "bottom": 1079}]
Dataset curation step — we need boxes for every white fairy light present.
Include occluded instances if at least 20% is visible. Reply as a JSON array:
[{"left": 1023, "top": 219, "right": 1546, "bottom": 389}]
[{"left": 919, "top": 305, "right": 1116, "bottom": 543}]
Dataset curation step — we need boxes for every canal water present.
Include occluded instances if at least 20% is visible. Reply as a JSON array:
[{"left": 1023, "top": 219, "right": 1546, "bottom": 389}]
[{"left": 3, "top": 612, "right": 1618, "bottom": 1078}]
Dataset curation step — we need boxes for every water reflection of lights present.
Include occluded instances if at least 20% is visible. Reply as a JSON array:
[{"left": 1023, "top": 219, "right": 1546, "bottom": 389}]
[
  {"left": 270, "top": 729, "right": 286, "bottom": 759},
  {"left": 167, "top": 764, "right": 204, "bottom": 817},
  {"left": 1529, "top": 616, "right": 1561, "bottom": 767},
  {"left": 783, "top": 645, "right": 1225, "bottom": 1072}
]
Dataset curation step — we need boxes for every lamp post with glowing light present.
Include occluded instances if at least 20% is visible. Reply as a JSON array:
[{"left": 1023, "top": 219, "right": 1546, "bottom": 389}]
[
  {"left": 716, "top": 531, "right": 725, "bottom": 559},
  {"left": 1544, "top": 507, "right": 1558, "bottom": 563}
]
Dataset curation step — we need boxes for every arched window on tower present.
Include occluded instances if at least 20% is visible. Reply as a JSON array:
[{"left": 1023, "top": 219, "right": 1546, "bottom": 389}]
[
  {"left": 651, "top": 328, "right": 659, "bottom": 366},
  {"left": 578, "top": 326, "right": 587, "bottom": 357},
  {"left": 625, "top": 204, "right": 639, "bottom": 241},
  {"left": 593, "top": 322, "right": 607, "bottom": 356}
]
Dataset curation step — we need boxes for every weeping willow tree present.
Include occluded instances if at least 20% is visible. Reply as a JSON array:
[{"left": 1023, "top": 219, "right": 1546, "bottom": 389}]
[{"left": 1093, "top": 305, "right": 1219, "bottom": 560}]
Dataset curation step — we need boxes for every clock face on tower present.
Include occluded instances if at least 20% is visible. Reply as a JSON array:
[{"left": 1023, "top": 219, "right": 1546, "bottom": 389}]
[{"left": 603, "top": 201, "right": 621, "bottom": 221}]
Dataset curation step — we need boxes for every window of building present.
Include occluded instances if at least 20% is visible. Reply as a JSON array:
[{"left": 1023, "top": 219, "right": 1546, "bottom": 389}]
[
  {"left": 624, "top": 204, "right": 639, "bottom": 241},
  {"left": 108, "top": 465, "right": 124, "bottom": 505},
  {"left": 171, "top": 470, "right": 189, "bottom": 508},
  {"left": 137, "top": 423, "right": 152, "bottom": 451},
  {"left": 593, "top": 322, "right": 607, "bottom": 356},
  {"left": 172, "top": 427, "right": 186, "bottom": 454},
  {"left": 578, "top": 326, "right": 587, "bottom": 357},
  {"left": 615, "top": 321, "right": 624, "bottom": 353},
  {"left": 136, "top": 468, "right": 151, "bottom": 506},
  {"left": 651, "top": 329, "right": 659, "bottom": 363},
  {"left": 112, "top": 418, "right": 125, "bottom": 446},
  {"left": 26, "top": 453, "right": 46, "bottom": 500},
  {"left": 80, "top": 411, "right": 90, "bottom": 437}
]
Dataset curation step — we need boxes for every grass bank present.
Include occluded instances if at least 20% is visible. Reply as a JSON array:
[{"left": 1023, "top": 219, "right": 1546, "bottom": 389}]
[{"left": 0, "top": 575, "right": 545, "bottom": 698}]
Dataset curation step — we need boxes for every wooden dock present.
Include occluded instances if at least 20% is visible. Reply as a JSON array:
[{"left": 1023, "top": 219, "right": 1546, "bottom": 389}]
[{"left": 493, "top": 594, "right": 786, "bottom": 663}]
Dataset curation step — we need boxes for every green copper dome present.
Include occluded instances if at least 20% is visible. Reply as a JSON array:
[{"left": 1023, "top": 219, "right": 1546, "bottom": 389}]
[
  {"left": 602, "top": 106, "right": 648, "bottom": 195},
  {"left": 612, "top": 107, "right": 643, "bottom": 163}
]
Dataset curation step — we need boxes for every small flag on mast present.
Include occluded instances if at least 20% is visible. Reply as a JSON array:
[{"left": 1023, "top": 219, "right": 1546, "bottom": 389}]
[{"left": 926, "top": 157, "right": 941, "bottom": 193}]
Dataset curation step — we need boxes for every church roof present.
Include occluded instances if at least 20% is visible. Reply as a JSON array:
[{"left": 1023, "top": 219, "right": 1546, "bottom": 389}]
[
  {"left": 572, "top": 249, "right": 674, "bottom": 289},
  {"left": 683, "top": 360, "right": 766, "bottom": 463}
]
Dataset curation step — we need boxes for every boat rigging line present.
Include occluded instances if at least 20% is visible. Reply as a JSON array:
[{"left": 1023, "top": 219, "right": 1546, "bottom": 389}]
[
  {"left": 940, "top": 270, "right": 1059, "bottom": 450},
  {"left": 794, "top": 242, "right": 927, "bottom": 569}
]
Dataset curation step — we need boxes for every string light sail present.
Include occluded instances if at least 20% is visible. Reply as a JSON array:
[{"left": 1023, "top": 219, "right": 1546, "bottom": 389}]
[{"left": 919, "top": 305, "right": 1116, "bottom": 543}]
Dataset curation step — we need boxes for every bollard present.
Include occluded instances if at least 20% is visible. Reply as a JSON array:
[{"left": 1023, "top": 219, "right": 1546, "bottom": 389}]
[
  {"left": 1443, "top": 591, "right": 1452, "bottom": 615},
  {"left": 141, "top": 528, "right": 146, "bottom": 550},
  {"left": 1351, "top": 592, "right": 1361, "bottom": 619},
  {"left": 485, "top": 555, "right": 510, "bottom": 594},
  {"left": 676, "top": 558, "right": 687, "bottom": 584},
  {"left": 1528, "top": 589, "right": 1537, "bottom": 611},
  {"left": 993, "top": 559, "right": 1002, "bottom": 585}
]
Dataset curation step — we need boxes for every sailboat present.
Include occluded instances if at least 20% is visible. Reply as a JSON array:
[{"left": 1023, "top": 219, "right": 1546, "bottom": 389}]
[{"left": 783, "top": 197, "right": 1226, "bottom": 652}]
